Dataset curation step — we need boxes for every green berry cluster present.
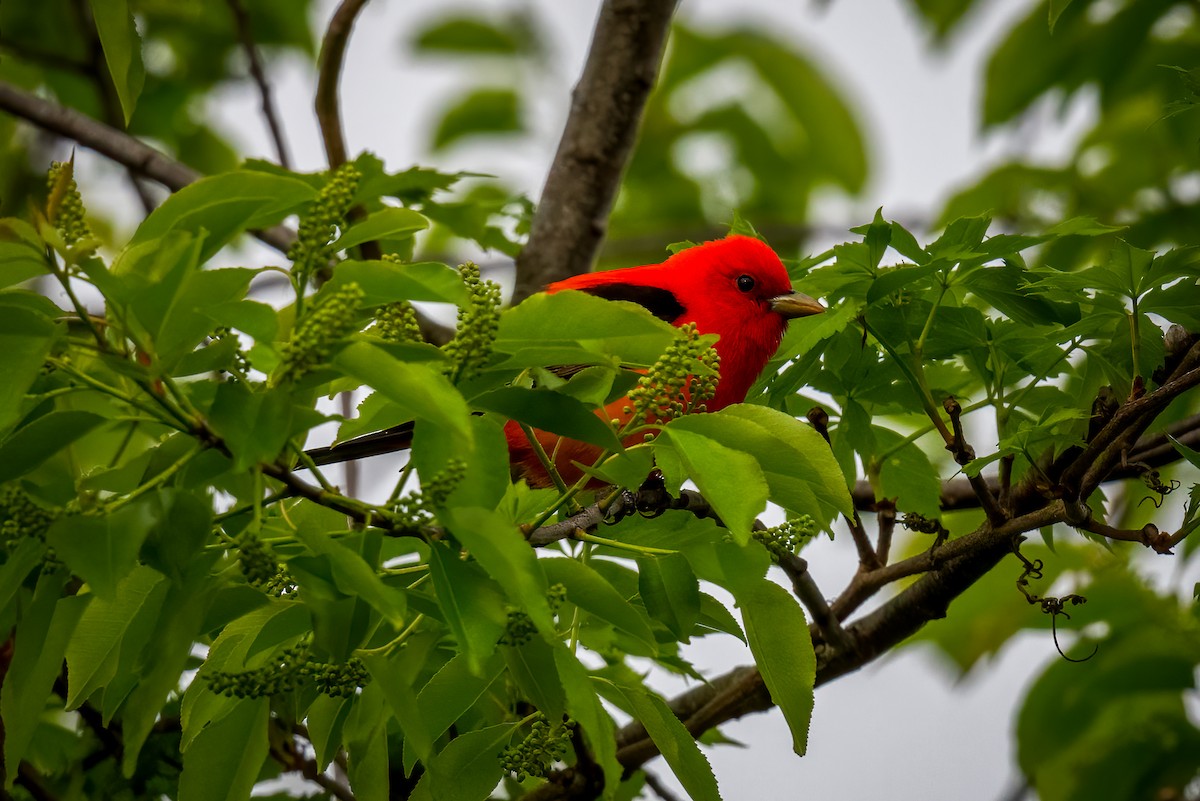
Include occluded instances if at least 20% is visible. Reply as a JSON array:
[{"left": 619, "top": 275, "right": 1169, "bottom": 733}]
[
  {"left": 371, "top": 255, "right": 424, "bottom": 343},
  {"left": 204, "top": 642, "right": 369, "bottom": 698},
  {"left": 389, "top": 459, "right": 468, "bottom": 532},
  {"left": 46, "top": 161, "right": 93, "bottom": 246},
  {"left": 0, "top": 484, "right": 59, "bottom": 546},
  {"left": 288, "top": 163, "right": 361, "bottom": 272},
  {"left": 442, "top": 262, "right": 502, "bottom": 381},
  {"left": 627, "top": 323, "right": 720, "bottom": 426},
  {"left": 422, "top": 458, "right": 467, "bottom": 509},
  {"left": 210, "top": 327, "right": 251, "bottom": 380},
  {"left": 276, "top": 282, "right": 364, "bottom": 383},
  {"left": 499, "top": 714, "right": 576, "bottom": 782},
  {"left": 235, "top": 531, "right": 280, "bottom": 587},
  {"left": 752, "top": 516, "right": 817, "bottom": 560},
  {"left": 499, "top": 583, "right": 566, "bottom": 646}
]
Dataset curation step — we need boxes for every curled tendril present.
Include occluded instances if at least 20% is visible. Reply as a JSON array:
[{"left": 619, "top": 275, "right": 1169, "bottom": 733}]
[
  {"left": 1013, "top": 542, "right": 1098, "bottom": 663},
  {"left": 1137, "top": 470, "right": 1181, "bottom": 509}
]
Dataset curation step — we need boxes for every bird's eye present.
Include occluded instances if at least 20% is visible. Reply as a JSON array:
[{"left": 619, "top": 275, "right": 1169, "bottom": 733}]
[{"left": 736, "top": 275, "right": 755, "bottom": 293}]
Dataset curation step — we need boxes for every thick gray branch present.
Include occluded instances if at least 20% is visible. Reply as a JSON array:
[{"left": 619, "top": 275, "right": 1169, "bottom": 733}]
[{"left": 512, "top": 0, "right": 678, "bottom": 302}]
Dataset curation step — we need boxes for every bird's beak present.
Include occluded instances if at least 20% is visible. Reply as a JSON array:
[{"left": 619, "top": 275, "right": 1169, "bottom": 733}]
[{"left": 770, "top": 291, "right": 825, "bottom": 319}]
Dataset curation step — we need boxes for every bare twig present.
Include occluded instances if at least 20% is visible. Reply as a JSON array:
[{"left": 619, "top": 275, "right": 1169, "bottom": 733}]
[
  {"left": 612, "top": 502, "right": 1067, "bottom": 773},
  {"left": 808, "top": 407, "right": 880, "bottom": 567},
  {"left": 1076, "top": 517, "right": 1175, "bottom": 554},
  {"left": 874, "top": 498, "right": 897, "bottom": 564},
  {"left": 513, "top": 0, "right": 678, "bottom": 302},
  {"left": 944, "top": 396, "right": 1006, "bottom": 525},
  {"left": 849, "top": 410, "right": 1200, "bottom": 513},
  {"left": 316, "top": 0, "right": 370, "bottom": 169},
  {"left": 227, "top": 0, "right": 292, "bottom": 168},
  {"left": 0, "top": 81, "right": 296, "bottom": 253},
  {"left": 776, "top": 552, "right": 853, "bottom": 652}
]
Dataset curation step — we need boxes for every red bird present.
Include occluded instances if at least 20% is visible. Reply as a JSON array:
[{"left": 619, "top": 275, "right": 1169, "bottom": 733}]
[
  {"left": 307, "top": 236, "right": 823, "bottom": 487},
  {"left": 505, "top": 235, "right": 824, "bottom": 488}
]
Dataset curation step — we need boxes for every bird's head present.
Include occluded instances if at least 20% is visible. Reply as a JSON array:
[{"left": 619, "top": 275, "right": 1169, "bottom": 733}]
[{"left": 548, "top": 235, "right": 824, "bottom": 409}]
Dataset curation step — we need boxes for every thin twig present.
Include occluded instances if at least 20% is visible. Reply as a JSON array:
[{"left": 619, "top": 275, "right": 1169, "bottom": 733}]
[
  {"left": 874, "top": 498, "right": 896, "bottom": 564},
  {"left": 944, "top": 396, "right": 1006, "bottom": 525},
  {"left": 316, "top": 0, "right": 370, "bottom": 169},
  {"left": 1076, "top": 517, "right": 1175, "bottom": 554},
  {"left": 227, "top": 0, "right": 292, "bottom": 168},
  {"left": 807, "top": 407, "right": 880, "bottom": 567},
  {"left": 776, "top": 552, "right": 853, "bottom": 652},
  {"left": 513, "top": 0, "right": 679, "bottom": 302},
  {"left": 0, "top": 81, "right": 296, "bottom": 253},
  {"left": 613, "top": 502, "right": 1067, "bottom": 772}
]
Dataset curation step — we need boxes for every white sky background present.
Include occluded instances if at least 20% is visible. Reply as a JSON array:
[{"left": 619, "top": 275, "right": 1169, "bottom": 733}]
[{"left": 196, "top": 1, "right": 1109, "bottom": 799}]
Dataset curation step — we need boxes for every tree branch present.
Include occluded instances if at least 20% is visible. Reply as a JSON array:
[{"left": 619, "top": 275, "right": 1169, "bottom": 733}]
[
  {"left": 0, "top": 80, "right": 296, "bottom": 254},
  {"left": 512, "top": 0, "right": 678, "bottom": 302},
  {"left": 227, "top": 0, "right": 292, "bottom": 168},
  {"left": 316, "top": 0, "right": 370, "bottom": 170},
  {"left": 610, "top": 503, "right": 1066, "bottom": 777}
]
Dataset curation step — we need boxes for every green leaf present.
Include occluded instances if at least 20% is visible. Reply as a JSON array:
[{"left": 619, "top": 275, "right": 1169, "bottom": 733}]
[
  {"left": 331, "top": 208, "right": 429, "bottom": 251},
  {"left": 719, "top": 404, "right": 854, "bottom": 520},
  {"left": 0, "top": 307, "right": 57, "bottom": 437},
  {"left": 541, "top": 557, "right": 656, "bottom": 653},
  {"left": 334, "top": 342, "right": 472, "bottom": 443},
  {"left": 327, "top": 260, "right": 469, "bottom": 307},
  {"left": 411, "top": 652, "right": 506, "bottom": 770},
  {"left": 64, "top": 565, "right": 166, "bottom": 709},
  {"left": 496, "top": 291, "right": 676, "bottom": 370},
  {"left": 729, "top": 572, "right": 815, "bottom": 755},
  {"left": 118, "top": 171, "right": 316, "bottom": 265},
  {"left": 661, "top": 406, "right": 852, "bottom": 534},
  {"left": 0, "top": 537, "right": 46, "bottom": 616},
  {"left": 90, "top": 0, "right": 145, "bottom": 124},
  {"left": 2, "top": 571, "right": 88, "bottom": 787},
  {"left": 292, "top": 526, "right": 407, "bottom": 626},
  {"left": 0, "top": 218, "right": 48, "bottom": 288},
  {"left": 305, "top": 694, "right": 354, "bottom": 773},
  {"left": 120, "top": 569, "right": 215, "bottom": 775},
  {"left": 433, "top": 89, "right": 523, "bottom": 151},
  {"left": 637, "top": 553, "right": 701, "bottom": 641},
  {"left": 178, "top": 698, "right": 269, "bottom": 801},
  {"left": 440, "top": 507, "right": 553, "bottom": 633},
  {"left": 553, "top": 649, "right": 620, "bottom": 797},
  {"left": 866, "top": 263, "right": 940, "bottom": 303},
  {"left": 613, "top": 683, "right": 722, "bottom": 801},
  {"left": 472, "top": 387, "right": 622, "bottom": 451},
  {"left": 1048, "top": 0, "right": 1075, "bottom": 33},
  {"left": 203, "top": 299, "right": 278, "bottom": 344},
  {"left": 873, "top": 428, "right": 943, "bottom": 518},
  {"left": 412, "top": 15, "right": 538, "bottom": 56},
  {"left": 361, "top": 651, "right": 433, "bottom": 767},
  {"left": 428, "top": 542, "right": 508, "bottom": 672},
  {"left": 47, "top": 502, "right": 158, "bottom": 600},
  {"left": 344, "top": 683, "right": 389, "bottom": 801},
  {"left": 504, "top": 635, "right": 566, "bottom": 722},
  {"left": 426, "top": 723, "right": 512, "bottom": 801},
  {"left": 0, "top": 410, "right": 106, "bottom": 484},
  {"left": 206, "top": 381, "right": 302, "bottom": 471},
  {"left": 657, "top": 426, "right": 767, "bottom": 543}
]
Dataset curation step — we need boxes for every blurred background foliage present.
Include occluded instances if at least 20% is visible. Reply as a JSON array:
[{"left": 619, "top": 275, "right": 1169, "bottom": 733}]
[{"left": 2, "top": 1, "right": 1199, "bottom": 799}]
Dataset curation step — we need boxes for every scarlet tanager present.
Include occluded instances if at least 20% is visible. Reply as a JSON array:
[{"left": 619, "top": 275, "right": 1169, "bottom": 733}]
[
  {"left": 308, "top": 236, "right": 823, "bottom": 485},
  {"left": 506, "top": 235, "right": 824, "bottom": 488}
]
